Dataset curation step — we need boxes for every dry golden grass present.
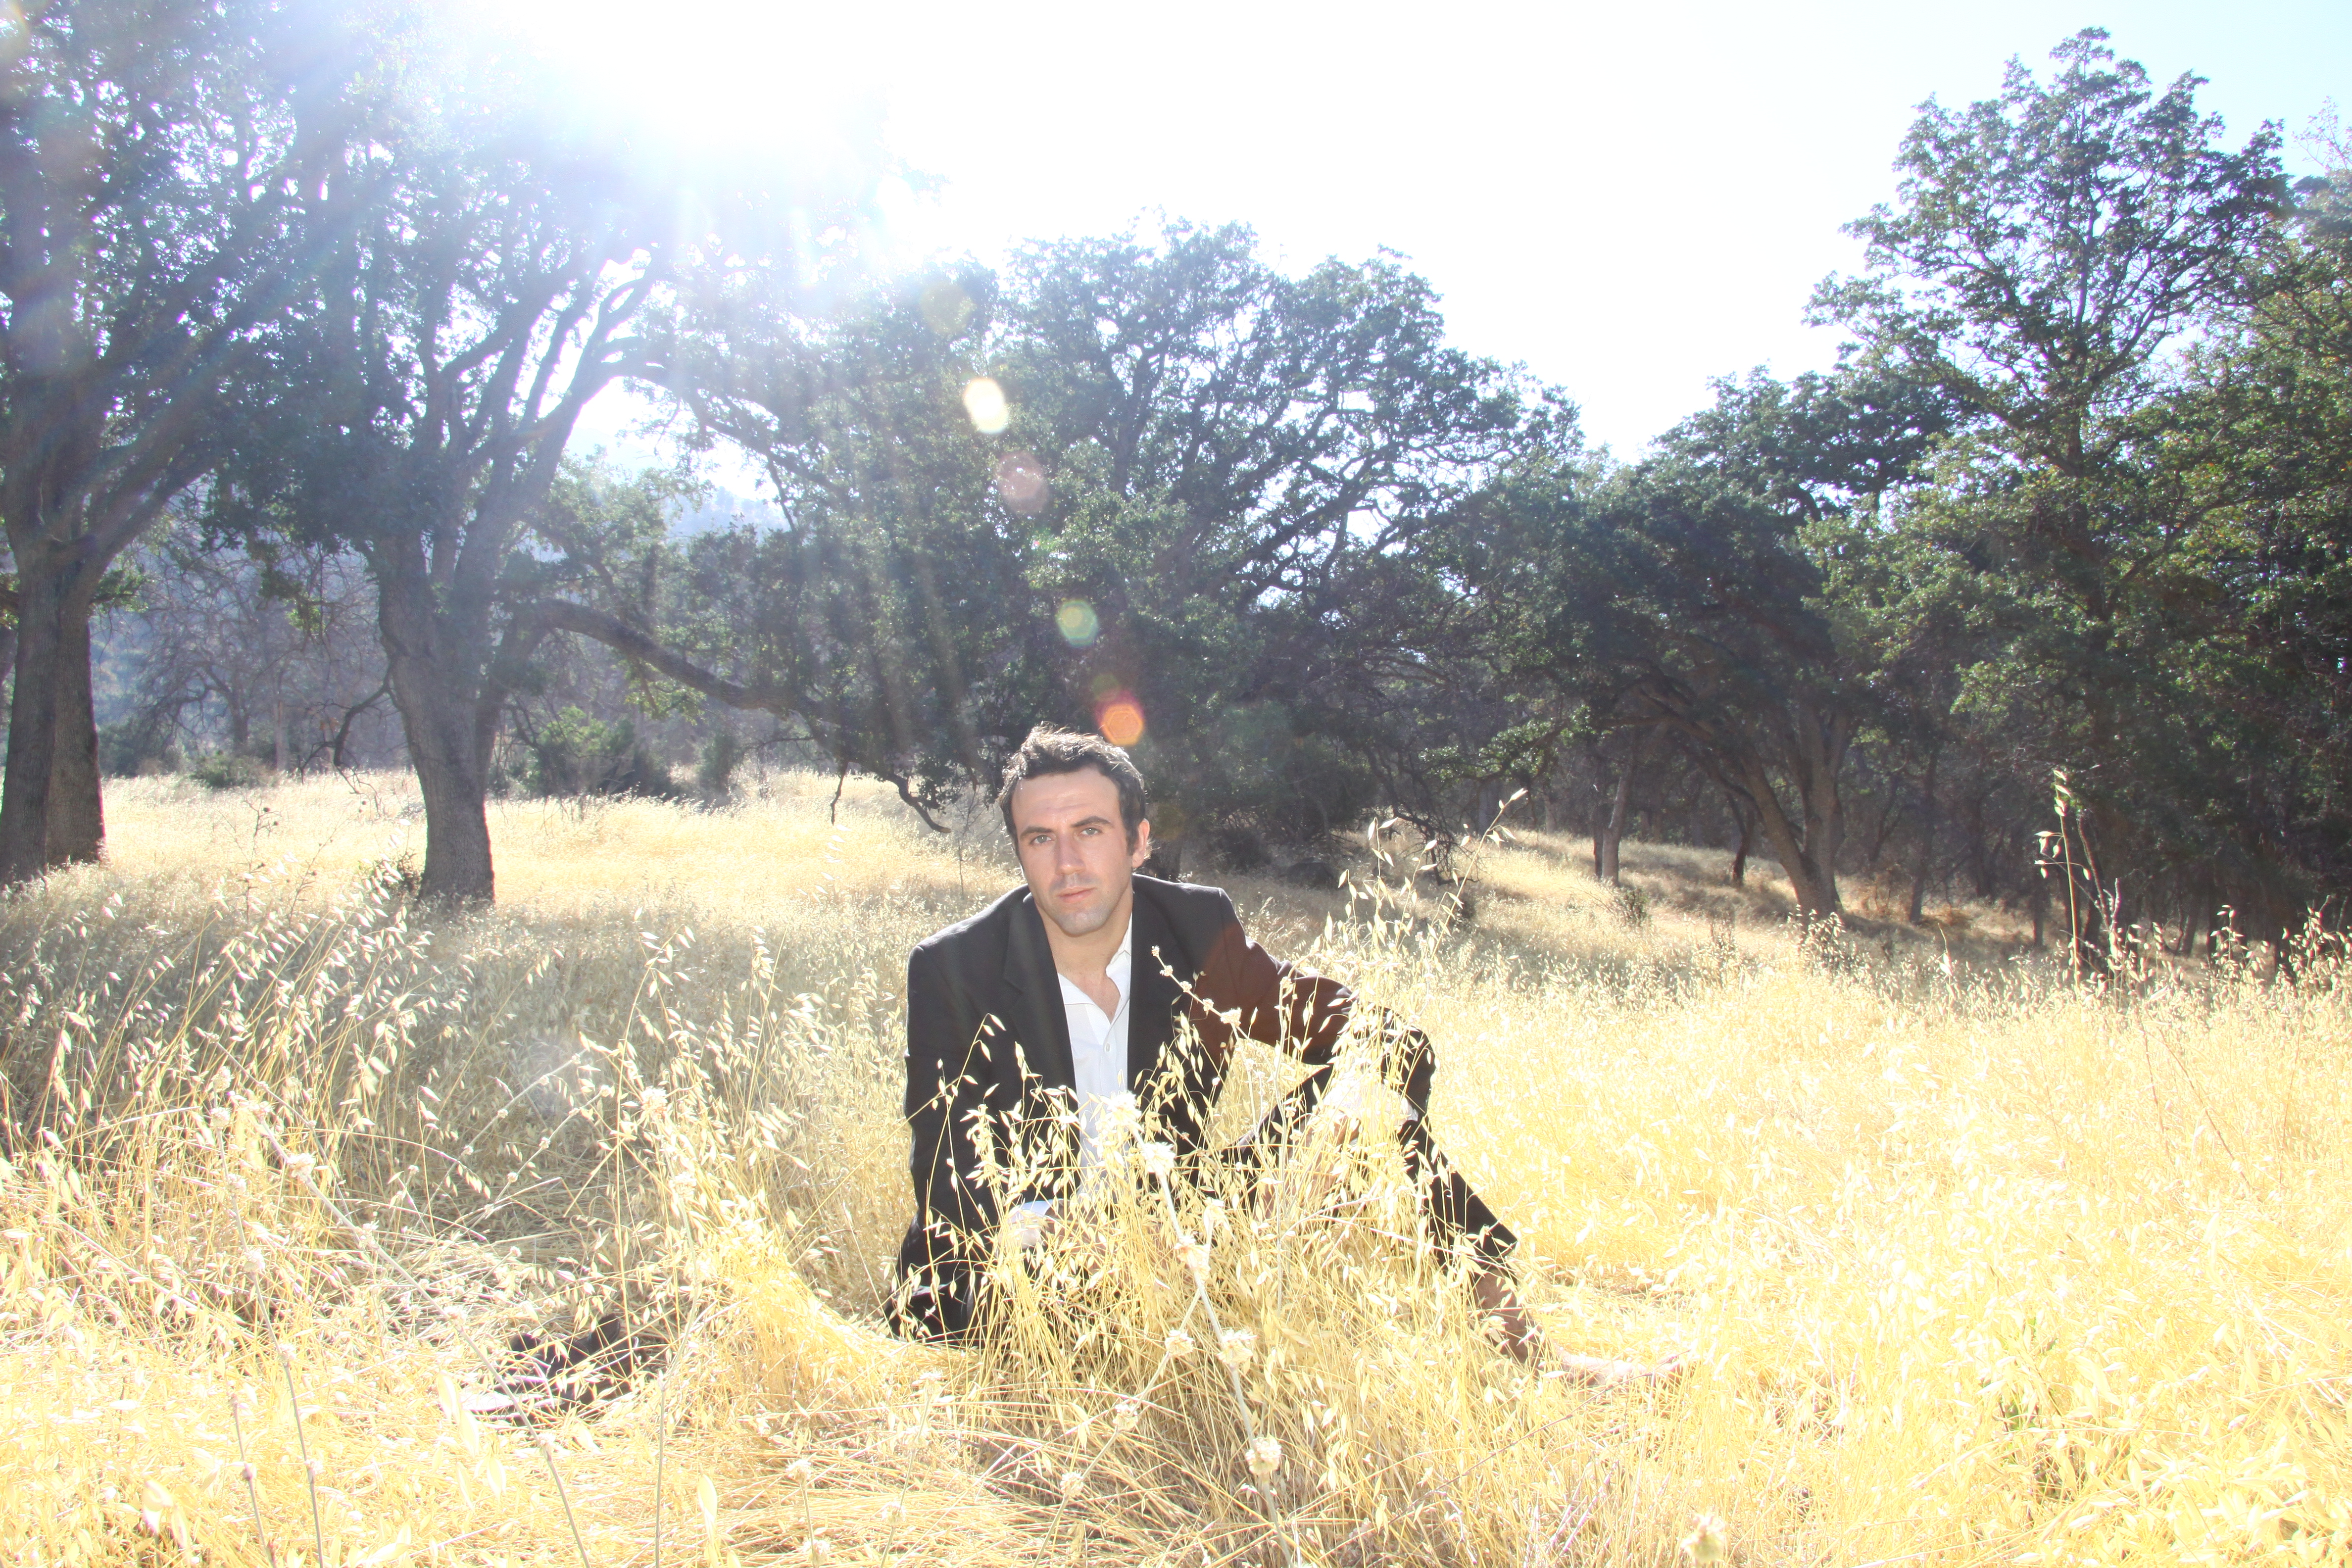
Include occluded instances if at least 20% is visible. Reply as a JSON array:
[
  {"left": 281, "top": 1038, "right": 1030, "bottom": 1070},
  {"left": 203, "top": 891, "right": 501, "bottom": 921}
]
[{"left": 1, "top": 770, "right": 2346, "bottom": 1567}]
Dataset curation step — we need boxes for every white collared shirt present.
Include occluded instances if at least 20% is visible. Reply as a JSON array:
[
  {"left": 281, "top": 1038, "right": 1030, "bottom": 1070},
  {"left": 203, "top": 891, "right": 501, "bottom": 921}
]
[{"left": 1055, "top": 916, "right": 1131, "bottom": 1170}]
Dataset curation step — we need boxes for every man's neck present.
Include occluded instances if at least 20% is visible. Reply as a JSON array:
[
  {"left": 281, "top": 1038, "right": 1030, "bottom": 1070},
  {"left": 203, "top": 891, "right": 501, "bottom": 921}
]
[{"left": 1041, "top": 885, "right": 1133, "bottom": 992}]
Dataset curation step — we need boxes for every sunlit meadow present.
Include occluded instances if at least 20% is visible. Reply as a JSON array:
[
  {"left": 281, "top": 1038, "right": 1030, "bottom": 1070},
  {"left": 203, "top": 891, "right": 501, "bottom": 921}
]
[{"left": 1, "top": 771, "right": 2345, "bottom": 1566}]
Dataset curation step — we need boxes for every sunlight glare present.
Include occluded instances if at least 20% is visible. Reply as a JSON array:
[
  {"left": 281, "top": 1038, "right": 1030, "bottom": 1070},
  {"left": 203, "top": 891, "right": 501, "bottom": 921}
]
[
  {"left": 963, "top": 378, "right": 1010, "bottom": 434},
  {"left": 465, "top": 0, "right": 945, "bottom": 266},
  {"left": 474, "top": 0, "right": 870, "bottom": 147}
]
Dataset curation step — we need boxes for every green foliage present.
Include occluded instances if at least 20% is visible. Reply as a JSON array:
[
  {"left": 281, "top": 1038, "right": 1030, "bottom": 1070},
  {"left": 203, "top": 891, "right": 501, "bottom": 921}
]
[
  {"left": 1448, "top": 363, "right": 1957, "bottom": 913},
  {"left": 697, "top": 729, "right": 748, "bottom": 797},
  {"left": 999, "top": 224, "right": 1537, "bottom": 842},
  {"left": 97, "top": 720, "right": 181, "bottom": 779},
  {"left": 1813, "top": 27, "right": 2332, "bottom": 928},
  {"left": 189, "top": 751, "right": 270, "bottom": 791},
  {"left": 638, "top": 226, "right": 1535, "bottom": 844},
  {"left": 17, "top": 14, "right": 2351, "bottom": 934},
  {"left": 0, "top": 0, "right": 379, "bottom": 880},
  {"left": 522, "top": 708, "right": 673, "bottom": 799}
]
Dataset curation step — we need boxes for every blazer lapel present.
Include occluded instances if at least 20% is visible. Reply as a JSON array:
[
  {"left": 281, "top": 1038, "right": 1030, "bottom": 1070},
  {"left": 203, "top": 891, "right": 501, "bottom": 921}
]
[
  {"left": 1002, "top": 892, "right": 1076, "bottom": 1093},
  {"left": 1126, "top": 887, "right": 1184, "bottom": 1094}
]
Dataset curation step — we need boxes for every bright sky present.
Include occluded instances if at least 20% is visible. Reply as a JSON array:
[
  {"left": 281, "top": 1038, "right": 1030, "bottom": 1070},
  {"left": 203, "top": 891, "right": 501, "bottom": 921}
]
[{"left": 502, "top": 0, "right": 2350, "bottom": 473}]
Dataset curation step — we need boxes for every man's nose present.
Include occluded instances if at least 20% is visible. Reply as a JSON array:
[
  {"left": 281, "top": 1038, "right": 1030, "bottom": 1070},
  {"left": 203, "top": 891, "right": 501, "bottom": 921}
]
[{"left": 1055, "top": 832, "right": 1087, "bottom": 872}]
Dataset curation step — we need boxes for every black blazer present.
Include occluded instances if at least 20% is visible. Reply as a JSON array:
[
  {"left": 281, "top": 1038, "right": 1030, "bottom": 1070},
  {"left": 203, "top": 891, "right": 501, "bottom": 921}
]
[{"left": 891, "top": 875, "right": 1359, "bottom": 1335}]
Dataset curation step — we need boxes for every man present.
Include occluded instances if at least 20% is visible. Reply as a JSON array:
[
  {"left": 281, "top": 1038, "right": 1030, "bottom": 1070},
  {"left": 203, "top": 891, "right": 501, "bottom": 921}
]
[{"left": 890, "top": 726, "right": 1659, "bottom": 1381}]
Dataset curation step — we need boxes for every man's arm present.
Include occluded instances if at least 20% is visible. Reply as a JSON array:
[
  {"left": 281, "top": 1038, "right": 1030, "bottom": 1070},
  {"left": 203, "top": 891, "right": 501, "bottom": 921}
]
[
  {"left": 1175, "top": 892, "right": 1525, "bottom": 1311},
  {"left": 1184, "top": 891, "right": 1442, "bottom": 1176},
  {"left": 894, "top": 944, "right": 991, "bottom": 1336},
  {"left": 1185, "top": 893, "right": 1355, "bottom": 1066},
  {"left": 1184, "top": 893, "right": 1431, "bottom": 1097}
]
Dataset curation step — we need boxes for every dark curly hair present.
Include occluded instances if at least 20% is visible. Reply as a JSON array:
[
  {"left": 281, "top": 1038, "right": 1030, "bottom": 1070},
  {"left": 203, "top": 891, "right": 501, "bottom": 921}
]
[{"left": 996, "top": 726, "right": 1149, "bottom": 843}]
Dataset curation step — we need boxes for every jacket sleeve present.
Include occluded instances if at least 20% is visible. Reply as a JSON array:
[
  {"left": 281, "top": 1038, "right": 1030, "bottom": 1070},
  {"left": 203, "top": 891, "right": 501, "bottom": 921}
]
[
  {"left": 893, "top": 944, "right": 992, "bottom": 1337},
  {"left": 1184, "top": 891, "right": 1435, "bottom": 1110},
  {"left": 1182, "top": 892, "right": 1491, "bottom": 1258},
  {"left": 1184, "top": 891, "right": 1354, "bottom": 1066}
]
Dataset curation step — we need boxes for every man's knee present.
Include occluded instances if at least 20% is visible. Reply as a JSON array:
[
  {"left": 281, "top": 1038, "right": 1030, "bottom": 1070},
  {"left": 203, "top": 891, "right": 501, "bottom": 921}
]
[{"left": 888, "top": 1263, "right": 981, "bottom": 1342}]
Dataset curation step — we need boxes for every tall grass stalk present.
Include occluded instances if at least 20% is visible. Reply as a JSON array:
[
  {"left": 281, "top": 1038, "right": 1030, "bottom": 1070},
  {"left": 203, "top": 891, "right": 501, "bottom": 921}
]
[{"left": 0, "top": 770, "right": 2342, "bottom": 1566}]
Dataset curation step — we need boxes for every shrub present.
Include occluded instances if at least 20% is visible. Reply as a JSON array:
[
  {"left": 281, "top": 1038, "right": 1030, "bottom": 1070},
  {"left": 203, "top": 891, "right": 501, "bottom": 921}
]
[
  {"left": 524, "top": 707, "right": 676, "bottom": 798},
  {"left": 98, "top": 718, "right": 180, "bottom": 777},
  {"left": 188, "top": 750, "right": 270, "bottom": 790},
  {"left": 697, "top": 727, "right": 748, "bottom": 798}
]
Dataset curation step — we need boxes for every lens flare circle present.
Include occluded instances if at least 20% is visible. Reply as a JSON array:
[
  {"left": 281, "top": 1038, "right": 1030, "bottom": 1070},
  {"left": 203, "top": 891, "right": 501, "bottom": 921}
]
[
  {"left": 963, "top": 377, "right": 1010, "bottom": 434},
  {"left": 1096, "top": 694, "right": 1145, "bottom": 748},
  {"left": 994, "top": 452, "right": 1049, "bottom": 514},
  {"left": 1056, "top": 600, "right": 1100, "bottom": 647},
  {"left": 919, "top": 279, "right": 974, "bottom": 338}
]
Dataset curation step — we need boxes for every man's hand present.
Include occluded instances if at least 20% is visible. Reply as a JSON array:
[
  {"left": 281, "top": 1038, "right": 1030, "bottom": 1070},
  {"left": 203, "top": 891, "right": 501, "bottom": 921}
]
[
  {"left": 1471, "top": 1266, "right": 1690, "bottom": 1387},
  {"left": 1011, "top": 1199, "right": 1058, "bottom": 1251}
]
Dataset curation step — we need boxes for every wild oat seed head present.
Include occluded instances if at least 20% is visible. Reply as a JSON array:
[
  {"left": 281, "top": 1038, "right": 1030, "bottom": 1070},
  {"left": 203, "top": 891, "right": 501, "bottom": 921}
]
[{"left": 1681, "top": 1514, "right": 1728, "bottom": 1563}]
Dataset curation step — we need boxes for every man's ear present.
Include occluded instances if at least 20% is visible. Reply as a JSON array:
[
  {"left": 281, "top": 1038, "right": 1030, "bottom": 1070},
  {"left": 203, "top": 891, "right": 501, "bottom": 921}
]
[{"left": 1127, "top": 817, "right": 1153, "bottom": 870}]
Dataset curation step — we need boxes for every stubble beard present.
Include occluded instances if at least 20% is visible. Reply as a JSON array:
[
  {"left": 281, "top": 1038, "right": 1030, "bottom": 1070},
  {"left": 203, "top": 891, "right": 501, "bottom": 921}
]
[{"left": 1040, "top": 876, "right": 1127, "bottom": 939}]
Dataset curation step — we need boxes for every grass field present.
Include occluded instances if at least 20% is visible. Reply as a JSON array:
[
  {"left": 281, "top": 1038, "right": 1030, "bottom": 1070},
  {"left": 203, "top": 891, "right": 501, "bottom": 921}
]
[{"left": 1, "top": 771, "right": 2345, "bottom": 1567}]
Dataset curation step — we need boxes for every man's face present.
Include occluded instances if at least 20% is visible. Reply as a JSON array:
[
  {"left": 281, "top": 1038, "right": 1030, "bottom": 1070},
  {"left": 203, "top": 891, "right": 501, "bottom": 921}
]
[{"left": 1008, "top": 768, "right": 1153, "bottom": 939}]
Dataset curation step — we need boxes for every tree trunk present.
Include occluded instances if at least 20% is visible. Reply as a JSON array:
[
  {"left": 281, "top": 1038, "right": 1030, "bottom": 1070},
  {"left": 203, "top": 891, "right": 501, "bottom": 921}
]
[
  {"left": 1599, "top": 758, "right": 1634, "bottom": 886},
  {"left": 1905, "top": 748, "right": 1940, "bottom": 925},
  {"left": 1473, "top": 781, "right": 1504, "bottom": 835},
  {"left": 377, "top": 564, "right": 497, "bottom": 905},
  {"left": 1726, "top": 789, "right": 1753, "bottom": 887},
  {"left": 0, "top": 567, "right": 71, "bottom": 884},
  {"left": 1598, "top": 731, "right": 1658, "bottom": 886},
  {"left": 0, "top": 550, "right": 103, "bottom": 883},
  {"left": 1798, "top": 748, "right": 1846, "bottom": 913},
  {"left": 46, "top": 609, "right": 103, "bottom": 866},
  {"left": 1740, "top": 753, "right": 1841, "bottom": 918}
]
